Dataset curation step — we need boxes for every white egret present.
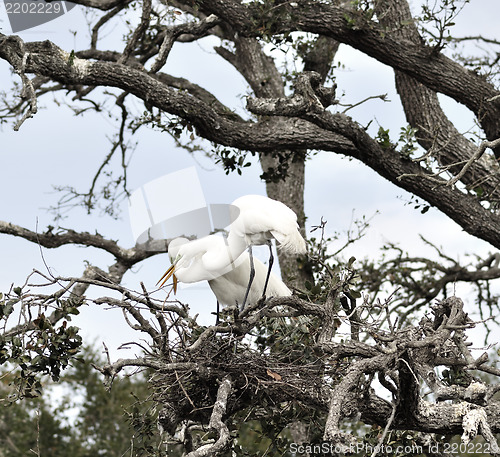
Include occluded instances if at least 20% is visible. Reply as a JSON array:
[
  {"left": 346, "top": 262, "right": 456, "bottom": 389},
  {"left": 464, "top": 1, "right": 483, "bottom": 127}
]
[
  {"left": 227, "top": 195, "right": 307, "bottom": 307},
  {"left": 157, "top": 236, "right": 291, "bottom": 319}
]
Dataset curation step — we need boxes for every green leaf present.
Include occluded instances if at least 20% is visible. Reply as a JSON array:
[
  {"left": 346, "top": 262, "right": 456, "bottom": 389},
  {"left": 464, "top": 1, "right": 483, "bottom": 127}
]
[{"left": 350, "top": 289, "right": 362, "bottom": 299}]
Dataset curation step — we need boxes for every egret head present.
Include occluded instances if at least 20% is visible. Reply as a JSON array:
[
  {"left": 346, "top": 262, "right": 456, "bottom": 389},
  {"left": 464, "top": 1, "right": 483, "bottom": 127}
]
[{"left": 167, "top": 237, "right": 190, "bottom": 261}]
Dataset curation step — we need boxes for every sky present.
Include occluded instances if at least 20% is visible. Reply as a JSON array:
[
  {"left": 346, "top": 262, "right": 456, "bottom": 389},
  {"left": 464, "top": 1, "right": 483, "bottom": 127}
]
[{"left": 0, "top": 0, "right": 499, "bottom": 358}]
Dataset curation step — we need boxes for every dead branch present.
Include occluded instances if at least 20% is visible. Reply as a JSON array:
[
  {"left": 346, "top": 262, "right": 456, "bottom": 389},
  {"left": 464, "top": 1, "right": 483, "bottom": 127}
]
[
  {"left": 462, "top": 408, "right": 500, "bottom": 456},
  {"left": 323, "top": 352, "right": 394, "bottom": 445},
  {"left": 185, "top": 376, "right": 233, "bottom": 457},
  {"left": 359, "top": 239, "right": 500, "bottom": 323},
  {"left": 94, "top": 356, "right": 194, "bottom": 387},
  {"left": 397, "top": 138, "right": 500, "bottom": 189},
  {"left": 0, "top": 221, "right": 157, "bottom": 265},
  {"left": 93, "top": 296, "right": 162, "bottom": 346},
  {"left": 447, "top": 138, "right": 500, "bottom": 187},
  {"left": 185, "top": 325, "right": 233, "bottom": 353},
  {"left": 371, "top": 401, "right": 398, "bottom": 457}
]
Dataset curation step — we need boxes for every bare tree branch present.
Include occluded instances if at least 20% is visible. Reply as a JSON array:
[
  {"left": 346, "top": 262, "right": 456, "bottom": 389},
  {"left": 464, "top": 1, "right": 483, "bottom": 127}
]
[
  {"left": 119, "top": 0, "right": 152, "bottom": 64},
  {"left": 0, "top": 221, "right": 160, "bottom": 265},
  {"left": 150, "top": 14, "right": 220, "bottom": 73},
  {"left": 185, "top": 376, "right": 232, "bottom": 457}
]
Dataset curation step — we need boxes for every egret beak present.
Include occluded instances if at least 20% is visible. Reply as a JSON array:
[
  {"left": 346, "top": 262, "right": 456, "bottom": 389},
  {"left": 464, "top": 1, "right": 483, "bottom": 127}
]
[{"left": 157, "top": 265, "right": 178, "bottom": 293}]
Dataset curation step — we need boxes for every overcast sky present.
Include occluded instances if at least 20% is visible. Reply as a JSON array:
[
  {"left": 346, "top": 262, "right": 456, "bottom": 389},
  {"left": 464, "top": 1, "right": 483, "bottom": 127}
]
[{"left": 0, "top": 1, "right": 499, "bottom": 356}]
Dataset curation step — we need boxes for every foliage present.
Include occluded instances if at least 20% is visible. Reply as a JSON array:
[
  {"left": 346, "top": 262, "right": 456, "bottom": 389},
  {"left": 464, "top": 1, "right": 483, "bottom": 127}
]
[
  {"left": 0, "top": 291, "right": 83, "bottom": 401},
  {"left": 418, "top": 0, "right": 470, "bottom": 50},
  {"left": 398, "top": 125, "right": 419, "bottom": 159},
  {"left": 214, "top": 147, "right": 253, "bottom": 176},
  {"left": 0, "top": 344, "right": 157, "bottom": 457}
]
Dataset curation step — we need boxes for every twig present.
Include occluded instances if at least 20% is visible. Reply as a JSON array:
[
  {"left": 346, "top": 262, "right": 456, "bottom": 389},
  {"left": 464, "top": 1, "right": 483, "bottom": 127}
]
[
  {"left": 150, "top": 14, "right": 220, "bottom": 73},
  {"left": 447, "top": 138, "right": 500, "bottom": 187},
  {"left": 370, "top": 400, "right": 397, "bottom": 457},
  {"left": 341, "top": 93, "right": 389, "bottom": 113},
  {"left": 119, "top": 0, "right": 152, "bottom": 64},
  {"left": 398, "top": 138, "right": 500, "bottom": 188},
  {"left": 94, "top": 356, "right": 193, "bottom": 379},
  {"left": 29, "top": 409, "right": 41, "bottom": 457},
  {"left": 186, "top": 325, "right": 232, "bottom": 353},
  {"left": 175, "top": 370, "right": 196, "bottom": 409},
  {"left": 91, "top": 4, "right": 128, "bottom": 49}
]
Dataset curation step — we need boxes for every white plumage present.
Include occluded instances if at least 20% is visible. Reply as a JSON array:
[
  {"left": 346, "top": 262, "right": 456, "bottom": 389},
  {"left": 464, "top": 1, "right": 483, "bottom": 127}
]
[
  {"left": 165, "top": 236, "right": 237, "bottom": 283},
  {"left": 227, "top": 195, "right": 307, "bottom": 256},
  {"left": 207, "top": 252, "right": 291, "bottom": 308},
  {"left": 160, "top": 236, "right": 291, "bottom": 309},
  {"left": 157, "top": 195, "right": 306, "bottom": 314},
  {"left": 227, "top": 195, "right": 306, "bottom": 309}
]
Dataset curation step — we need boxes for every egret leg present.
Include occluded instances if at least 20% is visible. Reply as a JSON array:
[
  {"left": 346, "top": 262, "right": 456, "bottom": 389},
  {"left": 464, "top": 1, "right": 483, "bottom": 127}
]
[
  {"left": 216, "top": 300, "right": 220, "bottom": 325},
  {"left": 262, "top": 240, "right": 273, "bottom": 299},
  {"left": 240, "top": 245, "right": 255, "bottom": 313}
]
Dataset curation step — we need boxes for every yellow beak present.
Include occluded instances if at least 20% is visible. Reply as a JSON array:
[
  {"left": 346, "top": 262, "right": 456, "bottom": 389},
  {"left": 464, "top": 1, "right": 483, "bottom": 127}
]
[{"left": 157, "top": 265, "right": 178, "bottom": 293}]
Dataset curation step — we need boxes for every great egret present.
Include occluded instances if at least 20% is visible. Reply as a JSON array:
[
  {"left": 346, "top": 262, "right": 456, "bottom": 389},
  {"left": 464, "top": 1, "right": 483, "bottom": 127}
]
[
  {"left": 227, "top": 195, "right": 306, "bottom": 307},
  {"left": 157, "top": 236, "right": 291, "bottom": 318}
]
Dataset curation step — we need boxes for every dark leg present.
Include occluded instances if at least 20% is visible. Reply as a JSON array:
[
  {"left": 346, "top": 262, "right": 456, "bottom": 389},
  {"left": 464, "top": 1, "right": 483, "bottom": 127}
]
[
  {"left": 262, "top": 240, "right": 273, "bottom": 299},
  {"left": 240, "top": 245, "right": 255, "bottom": 313},
  {"left": 216, "top": 300, "right": 220, "bottom": 325}
]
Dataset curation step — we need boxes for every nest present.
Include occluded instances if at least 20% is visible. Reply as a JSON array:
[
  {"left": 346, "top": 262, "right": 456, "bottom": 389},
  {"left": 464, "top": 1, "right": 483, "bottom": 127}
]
[{"left": 151, "top": 332, "right": 340, "bottom": 435}]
